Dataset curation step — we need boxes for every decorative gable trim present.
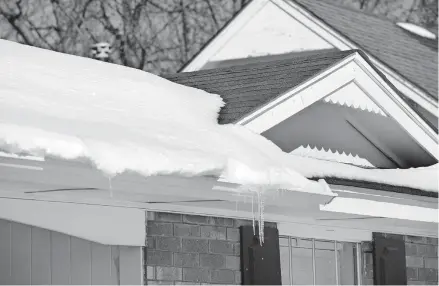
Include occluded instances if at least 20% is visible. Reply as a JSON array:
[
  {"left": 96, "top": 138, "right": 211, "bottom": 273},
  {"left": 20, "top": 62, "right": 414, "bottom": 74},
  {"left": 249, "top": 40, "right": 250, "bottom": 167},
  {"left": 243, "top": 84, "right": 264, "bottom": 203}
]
[
  {"left": 236, "top": 52, "right": 438, "bottom": 159},
  {"left": 278, "top": 0, "right": 437, "bottom": 116}
]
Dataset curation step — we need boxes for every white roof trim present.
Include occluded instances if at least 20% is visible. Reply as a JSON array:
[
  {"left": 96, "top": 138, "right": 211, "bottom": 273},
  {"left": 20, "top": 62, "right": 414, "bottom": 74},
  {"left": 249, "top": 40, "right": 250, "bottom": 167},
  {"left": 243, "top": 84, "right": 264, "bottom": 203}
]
[
  {"left": 290, "top": 145, "right": 375, "bottom": 168},
  {"left": 236, "top": 52, "right": 438, "bottom": 159},
  {"left": 182, "top": 0, "right": 437, "bottom": 117},
  {"left": 320, "top": 196, "right": 438, "bottom": 223},
  {"left": 0, "top": 197, "right": 146, "bottom": 246}
]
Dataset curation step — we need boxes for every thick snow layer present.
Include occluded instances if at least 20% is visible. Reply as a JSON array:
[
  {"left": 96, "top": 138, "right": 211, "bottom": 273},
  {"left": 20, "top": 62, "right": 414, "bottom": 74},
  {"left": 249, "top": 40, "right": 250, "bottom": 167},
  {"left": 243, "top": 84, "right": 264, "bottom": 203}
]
[
  {"left": 289, "top": 154, "right": 438, "bottom": 193},
  {"left": 0, "top": 40, "right": 312, "bottom": 192}
]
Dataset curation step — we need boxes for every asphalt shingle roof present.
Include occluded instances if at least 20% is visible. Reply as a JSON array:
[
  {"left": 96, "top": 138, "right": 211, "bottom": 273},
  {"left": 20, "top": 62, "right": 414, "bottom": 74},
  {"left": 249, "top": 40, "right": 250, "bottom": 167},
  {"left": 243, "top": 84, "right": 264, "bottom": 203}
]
[
  {"left": 295, "top": 0, "right": 438, "bottom": 100},
  {"left": 165, "top": 50, "right": 355, "bottom": 124}
]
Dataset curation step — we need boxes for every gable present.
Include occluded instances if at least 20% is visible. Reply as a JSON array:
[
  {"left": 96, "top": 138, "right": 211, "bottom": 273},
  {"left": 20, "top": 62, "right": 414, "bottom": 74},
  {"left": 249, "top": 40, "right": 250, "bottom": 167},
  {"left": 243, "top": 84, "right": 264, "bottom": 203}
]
[
  {"left": 240, "top": 52, "right": 438, "bottom": 167},
  {"left": 209, "top": 0, "right": 333, "bottom": 62},
  {"left": 181, "top": 0, "right": 438, "bottom": 124},
  {"left": 174, "top": 50, "right": 437, "bottom": 168}
]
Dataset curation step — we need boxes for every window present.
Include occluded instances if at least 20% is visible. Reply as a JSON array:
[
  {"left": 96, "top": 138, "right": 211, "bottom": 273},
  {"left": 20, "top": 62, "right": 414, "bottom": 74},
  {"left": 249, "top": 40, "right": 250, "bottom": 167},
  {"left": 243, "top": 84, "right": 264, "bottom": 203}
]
[{"left": 280, "top": 236, "right": 362, "bottom": 285}]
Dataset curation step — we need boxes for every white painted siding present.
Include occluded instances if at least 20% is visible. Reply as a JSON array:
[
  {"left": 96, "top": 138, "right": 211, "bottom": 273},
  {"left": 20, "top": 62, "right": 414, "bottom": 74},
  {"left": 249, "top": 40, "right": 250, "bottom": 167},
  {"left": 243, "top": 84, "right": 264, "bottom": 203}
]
[
  {"left": 0, "top": 219, "right": 143, "bottom": 285},
  {"left": 210, "top": 1, "right": 333, "bottom": 62}
]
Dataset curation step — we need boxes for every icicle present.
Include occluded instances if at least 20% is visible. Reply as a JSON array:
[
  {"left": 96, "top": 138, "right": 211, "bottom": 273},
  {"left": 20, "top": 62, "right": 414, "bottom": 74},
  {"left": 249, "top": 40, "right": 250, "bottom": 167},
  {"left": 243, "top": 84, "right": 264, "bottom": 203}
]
[
  {"left": 108, "top": 176, "right": 113, "bottom": 198},
  {"left": 257, "top": 188, "right": 265, "bottom": 245}
]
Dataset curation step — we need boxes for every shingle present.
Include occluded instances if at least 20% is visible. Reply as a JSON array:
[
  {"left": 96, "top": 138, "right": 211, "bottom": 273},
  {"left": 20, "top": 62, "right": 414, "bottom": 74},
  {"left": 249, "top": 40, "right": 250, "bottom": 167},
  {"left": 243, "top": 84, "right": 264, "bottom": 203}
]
[
  {"left": 165, "top": 50, "right": 354, "bottom": 124},
  {"left": 295, "top": 0, "right": 438, "bottom": 100}
]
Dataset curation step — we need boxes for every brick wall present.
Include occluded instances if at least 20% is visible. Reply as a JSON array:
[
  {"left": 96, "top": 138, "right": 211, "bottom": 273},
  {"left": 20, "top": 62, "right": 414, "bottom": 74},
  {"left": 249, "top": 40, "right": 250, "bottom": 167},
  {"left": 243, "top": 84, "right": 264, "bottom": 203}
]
[
  {"left": 369, "top": 233, "right": 438, "bottom": 285},
  {"left": 405, "top": 235, "right": 438, "bottom": 285},
  {"left": 145, "top": 211, "right": 275, "bottom": 285}
]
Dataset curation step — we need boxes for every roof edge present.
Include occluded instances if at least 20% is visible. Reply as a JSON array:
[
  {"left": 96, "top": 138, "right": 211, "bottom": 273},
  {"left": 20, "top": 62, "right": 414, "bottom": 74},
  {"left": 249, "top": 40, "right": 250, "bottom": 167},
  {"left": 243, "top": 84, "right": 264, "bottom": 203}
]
[{"left": 319, "top": 177, "right": 438, "bottom": 198}]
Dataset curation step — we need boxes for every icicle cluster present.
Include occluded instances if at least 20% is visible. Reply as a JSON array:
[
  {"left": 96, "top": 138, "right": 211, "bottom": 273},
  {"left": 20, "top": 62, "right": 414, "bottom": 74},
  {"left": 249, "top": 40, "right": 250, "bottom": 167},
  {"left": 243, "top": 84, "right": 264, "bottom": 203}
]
[{"left": 243, "top": 185, "right": 268, "bottom": 246}]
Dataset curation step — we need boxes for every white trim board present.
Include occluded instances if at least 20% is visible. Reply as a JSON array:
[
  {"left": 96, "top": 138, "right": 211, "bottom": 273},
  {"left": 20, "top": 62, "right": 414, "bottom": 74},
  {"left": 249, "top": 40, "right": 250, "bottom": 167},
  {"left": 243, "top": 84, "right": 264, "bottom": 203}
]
[
  {"left": 236, "top": 52, "right": 438, "bottom": 159},
  {"left": 182, "top": 0, "right": 437, "bottom": 118},
  {"left": 0, "top": 197, "right": 147, "bottom": 246}
]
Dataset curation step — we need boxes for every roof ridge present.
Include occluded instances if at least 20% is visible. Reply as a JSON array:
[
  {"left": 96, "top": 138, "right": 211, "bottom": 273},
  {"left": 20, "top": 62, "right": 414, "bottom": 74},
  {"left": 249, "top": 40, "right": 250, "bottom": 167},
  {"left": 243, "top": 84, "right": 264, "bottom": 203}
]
[{"left": 294, "top": 0, "right": 405, "bottom": 26}]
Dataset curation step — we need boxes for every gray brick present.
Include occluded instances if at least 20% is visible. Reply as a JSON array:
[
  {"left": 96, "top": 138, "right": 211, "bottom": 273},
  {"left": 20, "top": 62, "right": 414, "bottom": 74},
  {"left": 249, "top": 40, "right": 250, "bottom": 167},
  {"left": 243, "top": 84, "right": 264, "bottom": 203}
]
[
  {"left": 200, "top": 253, "right": 226, "bottom": 269},
  {"left": 175, "top": 282, "right": 199, "bottom": 285},
  {"left": 156, "top": 237, "right": 182, "bottom": 252},
  {"left": 405, "top": 235, "right": 427, "bottom": 244},
  {"left": 209, "top": 240, "right": 234, "bottom": 255},
  {"left": 426, "top": 237, "right": 439, "bottom": 245},
  {"left": 147, "top": 280, "right": 174, "bottom": 285},
  {"left": 147, "top": 236, "right": 155, "bottom": 248},
  {"left": 227, "top": 228, "right": 240, "bottom": 242},
  {"left": 182, "top": 238, "right": 209, "bottom": 253},
  {"left": 147, "top": 250, "right": 173, "bottom": 266},
  {"left": 183, "top": 215, "right": 209, "bottom": 225},
  {"left": 200, "top": 226, "right": 227, "bottom": 240},
  {"left": 419, "top": 245, "right": 438, "bottom": 257},
  {"left": 147, "top": 266, "right": 155, "bottom": 280},
  {"left": 156, "top": 266, "right": 182, "bottom": 281},
  {"left": 406, "top": 256, "right": 424, "bottom": 268},
  {"left": 182, "top": 268, "right": 209, "bottom": 283},
  {"left": 234, "top": 219, "right": 252, "bottom": 228},
  {"left": 174, "top": 223, "right": 200, "bottom": 237},
  {"left": 235, "top": 271, "right": 241, "bottom": 284},
  {"left": 208, "top": 217, "right": 234, "bottom": 227},
  {"left": 174, "top": 252, "right": 199, "bottom": 268},
  {"left": 419, "top": 268, "right": 438, "bottom": 282},
  {"left": 148, "top": 222, "right": 173, "bottom": 236},
  {"left": 210, "top": 269, "right": 235, "bottom": 284},
  {"left": 233, "top": 243, "right": 241, "bottom": 255},
  {"left": 407, "top": 267, "right": 418, "bottom": 280},
  {"left": 425, "top": 257, "right": 439, "bottom": 269},
  {"left": 406, "top": 243, "right": 418, "bottom": 256},
  {"left": 155, "top": 212, "right": 182, "bottom": 222},
  {"left": 225, "top": 255, "right": 240, "bottom": 270}
]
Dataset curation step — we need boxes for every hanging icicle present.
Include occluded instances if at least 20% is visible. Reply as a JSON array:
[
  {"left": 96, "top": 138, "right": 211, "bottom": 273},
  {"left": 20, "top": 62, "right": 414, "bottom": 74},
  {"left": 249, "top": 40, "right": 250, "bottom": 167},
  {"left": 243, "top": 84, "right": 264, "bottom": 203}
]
[{"left": 107, "top": 176, "right": 113, "bottom": 198}]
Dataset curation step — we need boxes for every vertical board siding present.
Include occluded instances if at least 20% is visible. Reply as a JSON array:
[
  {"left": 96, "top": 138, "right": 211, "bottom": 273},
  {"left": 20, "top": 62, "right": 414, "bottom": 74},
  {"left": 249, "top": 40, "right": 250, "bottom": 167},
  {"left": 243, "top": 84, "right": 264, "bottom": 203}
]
[
  {"left": 0, "top": 220, "right": 11, "bottom": 285},
  {"left": 31, "top": 227, "right": 51, "bottom": 284},
  {"left": 111, "top": 245, "right": 121, "bottom": 285},
  {"left": 0, "top": 219, "right": 143, "bottom": 285},
  {"left": 71, "top": 237, "right": 92, "bottom": 285},
  {"left": 11, "top": 223, "right": 31, "bottom": 285},
  {"left": 119, "top": 246, "right": 143, "bottom": 285},
  {"left": 51, "top": 232, "right": 71, "bottom": 285},
  {"left": 91, "top": 243, "right": 112, "bottom": 285}
]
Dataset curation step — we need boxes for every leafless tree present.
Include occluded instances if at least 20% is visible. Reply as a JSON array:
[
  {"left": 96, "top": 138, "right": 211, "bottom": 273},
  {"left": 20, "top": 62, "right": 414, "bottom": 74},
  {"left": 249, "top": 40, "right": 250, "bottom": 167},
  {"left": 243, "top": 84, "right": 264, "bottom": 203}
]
[
  {"left": 0, "top": 0, "right": 436, "bottom": 75},
  {"left": 0, "top": 0, "right": 248, "bottom": 74}
]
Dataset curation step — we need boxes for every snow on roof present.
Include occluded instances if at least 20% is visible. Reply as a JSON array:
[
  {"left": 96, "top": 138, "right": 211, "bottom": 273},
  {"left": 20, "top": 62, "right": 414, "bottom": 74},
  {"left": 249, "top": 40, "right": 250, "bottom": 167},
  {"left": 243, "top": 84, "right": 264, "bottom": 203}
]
[
  {"left": 0, "top": 40, "right": 312, "bottom": 192},
  {"left": 0, "top": 40, "right": 437, "bottom": 194},
  {"left": 289, "top": 154, "right": 438, "bottom": 193}
]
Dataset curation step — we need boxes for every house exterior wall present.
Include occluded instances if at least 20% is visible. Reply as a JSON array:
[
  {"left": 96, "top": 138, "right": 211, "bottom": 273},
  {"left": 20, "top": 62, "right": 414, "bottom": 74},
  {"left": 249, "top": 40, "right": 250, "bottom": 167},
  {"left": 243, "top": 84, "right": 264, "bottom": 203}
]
[
  {"left": 0, "top": 219, "right": 143, "bottom": 285},
  {"left": 372, "top": 233, "right": 438, "bottom": 285},
  {"left": 145, "top": 211, "right": 277, "bottom": 285}
]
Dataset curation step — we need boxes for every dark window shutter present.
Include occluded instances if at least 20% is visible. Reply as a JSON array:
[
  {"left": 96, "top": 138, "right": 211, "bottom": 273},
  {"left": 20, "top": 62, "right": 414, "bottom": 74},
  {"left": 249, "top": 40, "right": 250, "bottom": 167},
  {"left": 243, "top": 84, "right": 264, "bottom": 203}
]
[
  {"left": 240, "top": 225, "right": 281, "bottom": 285},
  {"left": 373, "top": 233, "right": 407, "bottom": 285}
]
